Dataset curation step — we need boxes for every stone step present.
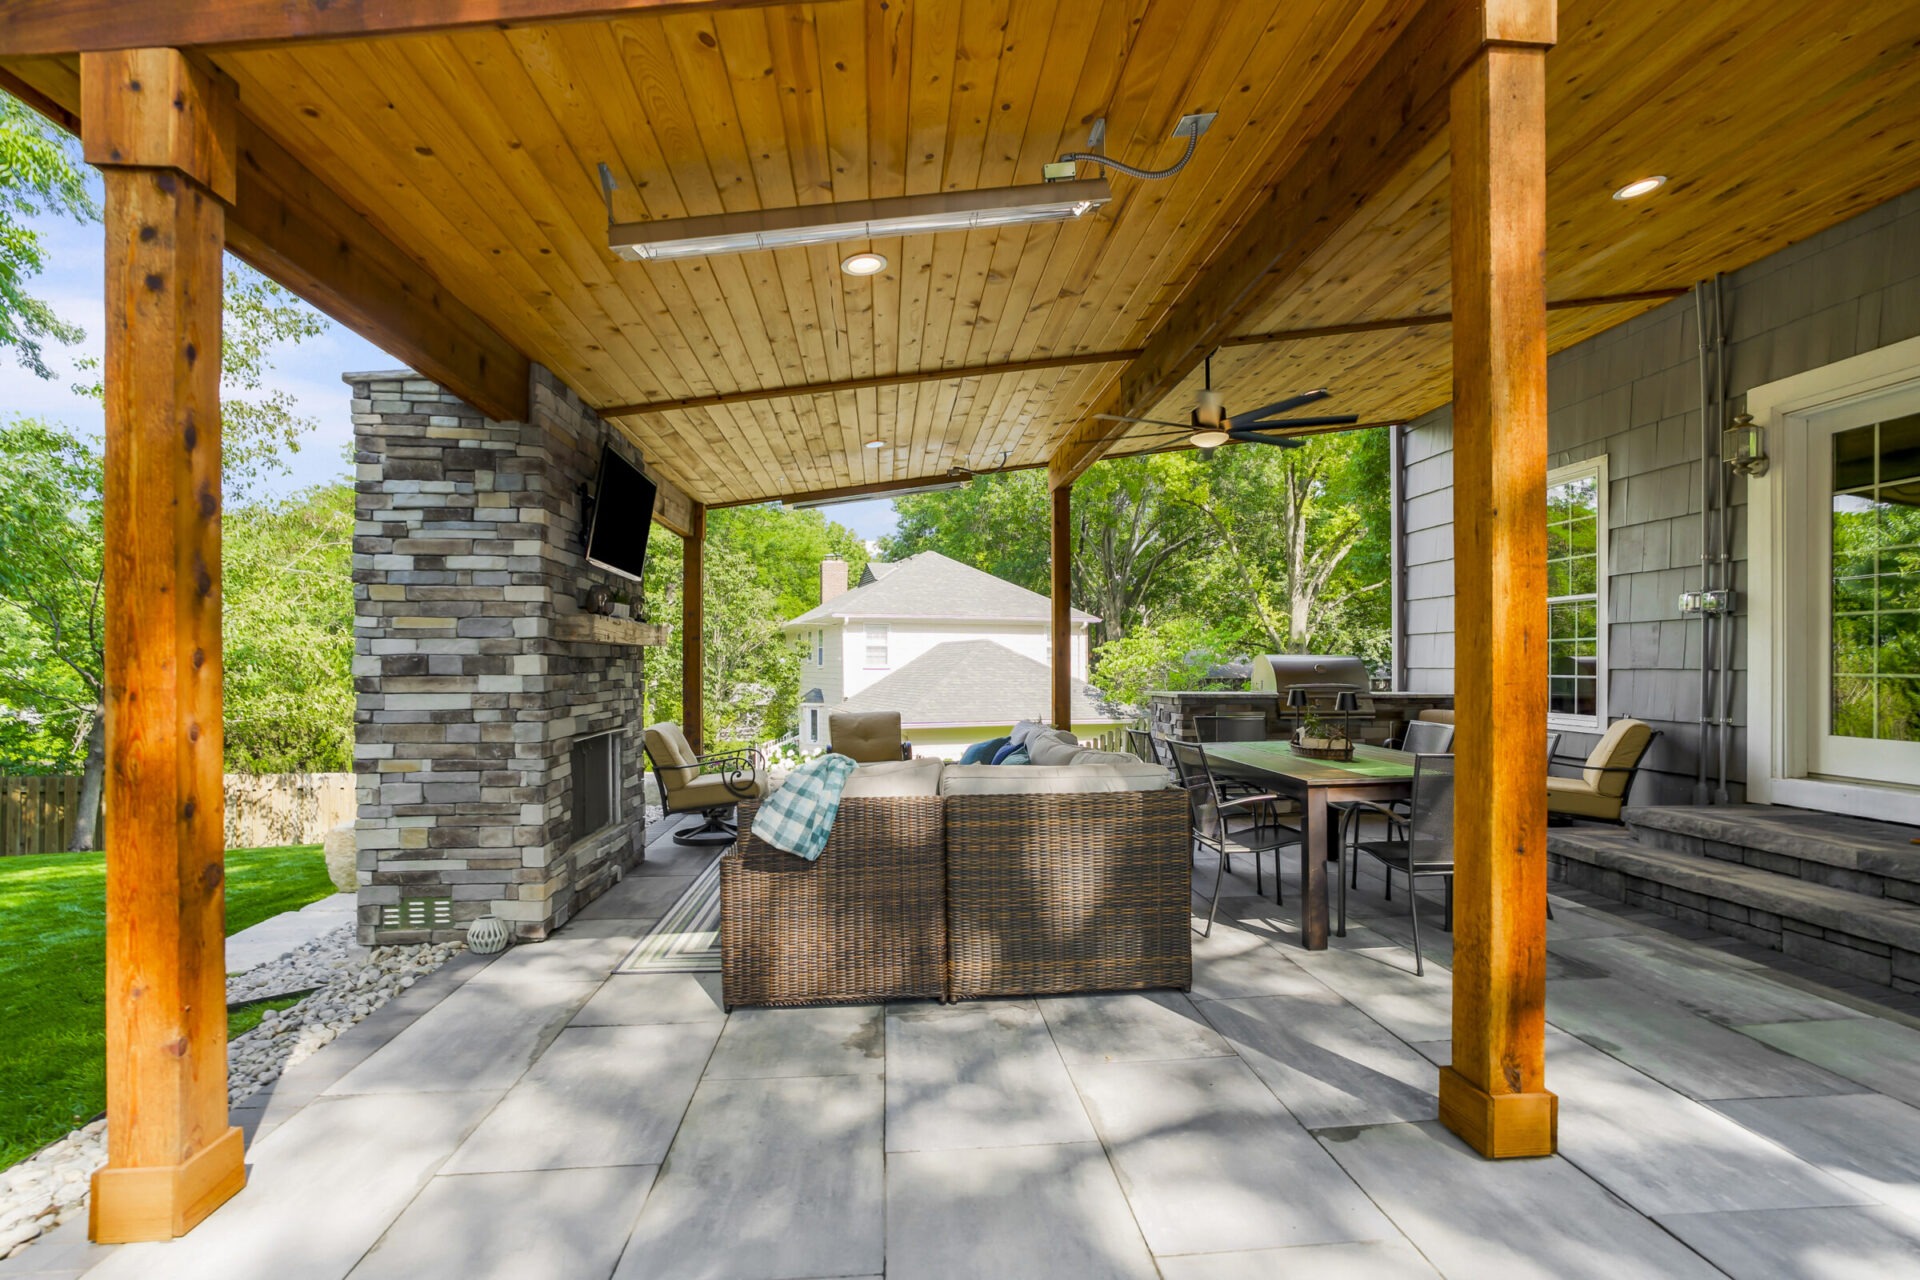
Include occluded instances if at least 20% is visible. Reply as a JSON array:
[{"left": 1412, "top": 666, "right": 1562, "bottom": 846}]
[
  {"left": 1624, "top": 804, "right": 1920, "bottom": 890},
  {"left": 1548, "top": 827, "right": 1920, "bottom": 991}
]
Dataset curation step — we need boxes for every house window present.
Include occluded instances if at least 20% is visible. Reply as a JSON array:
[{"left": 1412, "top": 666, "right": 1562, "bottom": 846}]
[
  {"left": 816, "top": 630, "right": 825, "bottom": 664},
  {"left": 1547, "top": 459, "right": 1607, "bottom": 728},
  {"left": 865, "top": 623, "right": 889, "bottom": 668},
  {"left": 808, "top": 708, "right": 819, "bottom": 742},
  {"left": 1829, "top": 417, "right": 1920, "bottom": 744}
]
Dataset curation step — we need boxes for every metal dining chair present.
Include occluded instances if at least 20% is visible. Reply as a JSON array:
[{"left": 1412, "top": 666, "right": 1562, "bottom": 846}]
[
  {"left": 1338, "top": 753, "right": 1456, "bottom": 975},
  {"left": 1170, "top": 738, "right": 1303, "bottom": 937},
  {"left": 1338, "top": 716, "right": 1452, "bottom": 888}
]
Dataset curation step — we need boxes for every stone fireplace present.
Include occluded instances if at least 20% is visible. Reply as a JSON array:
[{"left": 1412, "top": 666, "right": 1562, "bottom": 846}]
[{"left": 349, "top": 366, "right": 663, "bottom": 944}]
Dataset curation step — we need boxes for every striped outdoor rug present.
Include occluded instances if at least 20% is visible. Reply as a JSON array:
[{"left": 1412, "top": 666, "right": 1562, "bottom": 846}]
[{"left": 615, "top": 854, "right": 722, "bottom": 973}]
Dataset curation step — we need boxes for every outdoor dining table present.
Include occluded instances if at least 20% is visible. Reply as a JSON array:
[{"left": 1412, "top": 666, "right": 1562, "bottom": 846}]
[{"left": 1201, "top": 740, "right": 1416, "bottom": 951}]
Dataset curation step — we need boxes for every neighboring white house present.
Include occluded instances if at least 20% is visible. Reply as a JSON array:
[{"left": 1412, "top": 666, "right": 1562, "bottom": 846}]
[{"left": 781, "top": 551, "right": 1121, "bottom": 757}]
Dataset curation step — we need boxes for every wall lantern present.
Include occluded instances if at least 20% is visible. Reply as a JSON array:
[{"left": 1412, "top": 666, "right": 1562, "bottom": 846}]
[{"left": 1723, "top": 414, "right": 1769, "bottom": 477}]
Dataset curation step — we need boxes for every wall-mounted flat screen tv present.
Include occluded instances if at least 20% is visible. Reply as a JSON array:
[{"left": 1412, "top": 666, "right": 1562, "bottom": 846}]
[{"left": 585, "top": 448, "right": 657, "bottom": 581}]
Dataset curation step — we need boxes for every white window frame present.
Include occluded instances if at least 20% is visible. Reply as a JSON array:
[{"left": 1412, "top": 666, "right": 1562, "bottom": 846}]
[
  {"left": 816, "top": 629, "right": 825, "bottom": 664},
  {"left": 807, "top": 708, "right": 819, "bottom": 743},
  {"left": 1748, "top": 335, "right": 1920, "bottom": 824},
  {"left": 864, "top": 622, "right": 889, "bottom": 669},
  {"left": 1546, "top": 456, "right": 1609, "bottom": 732}
]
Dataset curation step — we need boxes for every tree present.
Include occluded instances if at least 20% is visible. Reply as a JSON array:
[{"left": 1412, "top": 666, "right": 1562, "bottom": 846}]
[
  {"left": 0, "top": 93, "right": 92, "bottom": 378},
  {"left": 0, "top": 419, "right": 106, "bottom": 845},
  {"left": 1173, "top": 430, "right": 1391, "bottom": 664},
  {"left": 641, "top": 505, "right": 869, "bottom": 749},
  {"left": 223, "top": 485, "right": 355, "bottom": 773},
  {"left": 884, "top": 470, "right": 1050, "bottom": 593}
]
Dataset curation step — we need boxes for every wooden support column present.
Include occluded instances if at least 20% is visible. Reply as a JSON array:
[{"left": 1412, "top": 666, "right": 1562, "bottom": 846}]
[
  {"left": 81, "top": 48, "right": 246, "bottom": 1240},
  {"left": 1439, "top": 16, "right": 1558, "bottom": 1159},
  {"left": 682, "top": 502, "right": 706, "bottom": 753},
  {"left": 1050, "top": 485, "right": 1072, "bottom": 731}
]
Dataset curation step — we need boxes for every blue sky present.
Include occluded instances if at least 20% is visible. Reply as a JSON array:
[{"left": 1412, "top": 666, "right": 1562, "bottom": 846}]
[{"left": 6, "top": 197, "right": 900, "bottom": 541}]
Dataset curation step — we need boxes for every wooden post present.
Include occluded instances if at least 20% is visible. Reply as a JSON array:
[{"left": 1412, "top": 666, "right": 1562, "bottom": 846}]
[
  {"left": 1439, "top": 29, "right": 1558, "bottom": 1159},
  {"left": 1050, "top": 484, "right": 1072, "bottom": 731},
  {"left": 682, "top": 502, "right": 706, "bottom": 753},
  {"left": 80, "top": 48, "right": 247, "bottom": 1241}
]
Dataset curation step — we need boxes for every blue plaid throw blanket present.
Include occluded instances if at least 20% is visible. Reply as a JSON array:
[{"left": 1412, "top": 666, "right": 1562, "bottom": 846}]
[{"left": 750, "top": 753, "right": 859, "bottom": 860}]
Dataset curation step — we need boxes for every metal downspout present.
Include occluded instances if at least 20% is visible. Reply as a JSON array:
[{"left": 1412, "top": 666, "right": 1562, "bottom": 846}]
[
  {"left": 1693, "top": 283, "right": 1716, "bottom": 805},
  {"left": 1389, "top": 423, "right": 1408, "bottom": 689},
  {"left": 1714, "top": 273, "right": 1735, "bottom": 804}
]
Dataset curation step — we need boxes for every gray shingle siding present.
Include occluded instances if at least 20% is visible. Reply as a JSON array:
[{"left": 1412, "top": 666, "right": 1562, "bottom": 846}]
[{"left": 1397, "top": 187, "right": 1920, "bottom": 804}]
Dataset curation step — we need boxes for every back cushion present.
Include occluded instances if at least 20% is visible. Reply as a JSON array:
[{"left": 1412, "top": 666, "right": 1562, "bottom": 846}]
[
  {"left": 841, "top": 757, "right": 945, "bottom": 798},
  {"left": 990, "top": 741, "right": 1027, "bottom": 766},
  {"left": 1008, "top": 719, "right": 1047, "bottom": 748},
  {"left": 1026, "top": 731, "right": 1084, "bottom": 766},
  {"left": 1585, "top": 719, "right": 1653, "bottom": 797},
  {"left": 644, "top": 722, "right": 696, "bottom": 771},
  {"left": 830, "top": 710, "right": 903, "bottom": 763},
  {"left": 1068, "top": 748, "right": 1142, "bottom": 766},
  {"left": 939, "top": 762, "right": 1171, "bottom": 795}
]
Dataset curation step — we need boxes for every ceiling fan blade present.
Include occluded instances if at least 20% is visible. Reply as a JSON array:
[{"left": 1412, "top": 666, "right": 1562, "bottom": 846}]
[
  {"left": 1234, "top": 413, "right": 1360, "bottom": 429},
  {"left": 1224, "top": 429, "right": 1307, "bottom": 449},
  {"left": 1224, "top": 389, "right": 1330, "bottom": 428},
  {"left": 1095, "top": 413, "right": 1192, "bottom": 429}
]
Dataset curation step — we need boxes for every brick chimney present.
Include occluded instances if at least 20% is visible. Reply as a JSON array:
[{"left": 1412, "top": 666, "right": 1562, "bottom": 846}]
[{"left": 820, "top": 554, "right": 849, "bottom": 603}]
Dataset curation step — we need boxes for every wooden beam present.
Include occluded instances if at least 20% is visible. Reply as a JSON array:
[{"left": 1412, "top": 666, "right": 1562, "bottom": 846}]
[
  {"left": 709, "top": 470, "right": 1018, "bottom": 511},
  {"left": 0, "top": 1, "right": 789, "bottom": 57},
  {"left": 1438, "top": 33, "right": 1559, "bottom": 1160},
  {"left": 600, "top": 350, "right": 1142, "bottom": 419},
  {"left": 681, "top": 502, "right": 706, "bottom": 755},
  {"left": 600, "top": 291, "right": 1683, "bottom": 422},
  {"left": 83, "top": 47, "right": 246, "bottom": 1243},
  {"left": 631, "top": 455, "right": 695, "bottom": 539},
  {"left": 1047, "top": 0, "right": 1503, "bottom": 491},
  {"left": 2, "top": 56, "right": 532, "bottom": 424},
  {"left": 1050, "top": 485, "right": 1072, "bottom": 732}
]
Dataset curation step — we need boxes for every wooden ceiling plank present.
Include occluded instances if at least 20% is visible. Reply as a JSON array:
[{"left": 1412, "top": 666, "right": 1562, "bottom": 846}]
[
  {"left": 1048, "top": 0, "right": 1521, "bottom": 488},
  {"left": 0, "top": 0, "right": 796, "bottom": 56}
]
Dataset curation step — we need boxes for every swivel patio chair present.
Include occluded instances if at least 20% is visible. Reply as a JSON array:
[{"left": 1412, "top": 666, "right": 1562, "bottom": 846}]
[
  {"left": 643, "top": 721, "right": 766, "bottom": 846},
  {"left": 1170, "top": 738, "right": 1302, "bottom": 937},
  {"left": 1339, "top": 752, "right": 1455, "bottom": 975},
  {"left": 1547, "top": 718, "right": 1658, "bottom": 824}
]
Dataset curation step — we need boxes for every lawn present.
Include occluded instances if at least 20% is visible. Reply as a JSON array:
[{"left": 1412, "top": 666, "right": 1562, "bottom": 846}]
[{"left": 0, "top": 844, "right": 337, "bottom": 1169}]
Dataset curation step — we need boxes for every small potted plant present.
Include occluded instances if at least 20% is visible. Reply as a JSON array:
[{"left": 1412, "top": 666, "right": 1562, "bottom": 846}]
[
  {"left": 1292, "top": 710, "right": 1354, "bottom": 761},
  {"left": 610, "top": 589, "right": 632, "bottom": 619}
]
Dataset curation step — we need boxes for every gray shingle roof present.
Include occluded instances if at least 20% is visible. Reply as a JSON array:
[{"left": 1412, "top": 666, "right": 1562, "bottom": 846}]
[
  {"left": 834, "top": 639, "right": 1118, "bottom": 727},
  {"left": 784, "top": 551, "right": 1097, "bottom": 627}
]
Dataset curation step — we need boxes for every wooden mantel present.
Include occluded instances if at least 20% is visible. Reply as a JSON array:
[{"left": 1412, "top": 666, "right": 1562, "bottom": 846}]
[{"left": 553, "top": 614, "right": 672, "bottom": 648}]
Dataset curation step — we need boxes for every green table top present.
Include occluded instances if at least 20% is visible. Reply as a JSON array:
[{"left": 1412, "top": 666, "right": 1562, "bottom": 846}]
[{"left": 1204, "top": 740, "right": 1415, "bottom": 786}]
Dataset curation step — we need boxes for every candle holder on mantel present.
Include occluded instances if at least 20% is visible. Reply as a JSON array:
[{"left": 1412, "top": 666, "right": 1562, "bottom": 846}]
[{"left": 1289, "top": 687, "right": 1358, "bottom": 761}]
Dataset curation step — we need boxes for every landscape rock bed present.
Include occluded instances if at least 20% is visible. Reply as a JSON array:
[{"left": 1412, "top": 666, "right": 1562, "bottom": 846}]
[{"left": 0, "top": 927, "right": 463, "bottom": 1260}]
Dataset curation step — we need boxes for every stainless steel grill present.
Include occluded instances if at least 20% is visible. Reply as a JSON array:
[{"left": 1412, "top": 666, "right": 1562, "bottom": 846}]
[{"left": 1249, "top": 655, "right": 1369, "bottom": 707}]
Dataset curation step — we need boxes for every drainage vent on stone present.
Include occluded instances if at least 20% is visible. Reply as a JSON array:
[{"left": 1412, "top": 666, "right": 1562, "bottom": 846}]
[{"left": 379, "top": 898, "right": 453, "bottom": 930}]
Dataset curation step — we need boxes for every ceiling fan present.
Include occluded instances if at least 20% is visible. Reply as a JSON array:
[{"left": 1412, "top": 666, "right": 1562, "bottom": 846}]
[{"left": 1097, "top": 356, "right": 1358, "bottom": 453}]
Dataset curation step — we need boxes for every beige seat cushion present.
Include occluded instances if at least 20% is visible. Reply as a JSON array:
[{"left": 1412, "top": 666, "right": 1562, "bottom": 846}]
[
  {"left": 1584, "top": 719, "right": 1653, "bottom": 798},
  {"left": 1067, "top": 748, "right": 1142, "bottom": 766},
  {"left": 1416, "top": 709, "right": 1456, "bottom": 726},
  {"left": 674, "top": 769, "right": 767, "bottom": 809},
  {"left": 939, "top": 762, "right": 1170, "bottom": 795},
  {"left": 1546, "top": 774, "right": 1621, "bottom": 820},
  {"left": 830, "top": 710, "right": 904, "bottom": 763},
  {"left": 841, "top": 757, "right": 945, "bottom": 799}
]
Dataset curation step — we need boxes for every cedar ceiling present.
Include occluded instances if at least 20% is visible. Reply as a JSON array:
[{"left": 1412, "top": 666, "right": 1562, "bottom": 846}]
[{"left": 15, "top": 0, "right": 1920, "bottom": 504}]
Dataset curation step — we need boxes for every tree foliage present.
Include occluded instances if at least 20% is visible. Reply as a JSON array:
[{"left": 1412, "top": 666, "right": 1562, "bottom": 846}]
[
  {"left": 884, "top": 430, "right": 1394, "bottom": 715},
  {"left": 0, "top": 94, "right": 92, "bottom": 379},
  {"left": 642, "top": 505, "right": 869, "bottom": 748}
]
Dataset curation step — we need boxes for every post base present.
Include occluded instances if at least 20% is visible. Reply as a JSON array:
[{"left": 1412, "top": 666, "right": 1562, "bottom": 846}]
[
  {"left": 90, "top": 1126, "right": 247, "bottom": 1242},
  {"left": 1438, "top": 1066, "right": 1557, "bottom": 1158}
]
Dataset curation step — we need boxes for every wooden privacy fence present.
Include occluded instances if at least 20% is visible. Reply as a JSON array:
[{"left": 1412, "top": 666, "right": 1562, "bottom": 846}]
[{"left": 0, "top": 772, "right": 353, "bottom": 856}]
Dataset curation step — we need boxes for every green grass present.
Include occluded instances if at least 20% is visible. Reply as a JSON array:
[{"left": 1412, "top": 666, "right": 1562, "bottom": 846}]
[
  {"left": 0, "top": 844, "right": 337, "bottom": 1168},
  {"left": 227, "top": 993, "right": 308, "bottom": 1039}
]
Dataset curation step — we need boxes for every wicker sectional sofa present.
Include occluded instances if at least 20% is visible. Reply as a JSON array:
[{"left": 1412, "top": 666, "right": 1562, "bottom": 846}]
[{"left": 720, "top": 752, "right": 1190, "bottom": 1008}]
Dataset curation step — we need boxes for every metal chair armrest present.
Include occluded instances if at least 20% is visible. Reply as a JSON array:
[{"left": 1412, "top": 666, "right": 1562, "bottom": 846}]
[{"left": 1218, "top": 793, "right": 1283, "bottom": 814}]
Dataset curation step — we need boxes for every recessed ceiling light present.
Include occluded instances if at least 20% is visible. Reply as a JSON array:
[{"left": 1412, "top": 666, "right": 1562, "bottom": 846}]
[
  {"left": 841, "top": 252, "right": 887, "bottom": 276},
  {"left": 1612, "top": 175, "right": 1667, "bottom": 201},
  {"left": 864, "top": 439, "right": 886, "bottom": 449}
]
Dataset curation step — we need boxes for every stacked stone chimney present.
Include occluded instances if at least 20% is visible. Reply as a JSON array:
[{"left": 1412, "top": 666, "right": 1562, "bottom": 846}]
[{"left": 349, "top": 366, "right": 649, "bottom": 944}]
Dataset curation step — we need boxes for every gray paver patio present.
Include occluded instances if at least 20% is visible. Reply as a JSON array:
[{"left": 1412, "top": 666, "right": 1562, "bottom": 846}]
[{"left": 11, "top": 821, "right": 1920, "bottom": 1279}]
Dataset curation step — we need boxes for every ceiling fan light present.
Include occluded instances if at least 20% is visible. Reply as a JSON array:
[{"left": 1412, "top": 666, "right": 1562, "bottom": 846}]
[{"left": 1190, "top": 428, "right": 1231, "bottom": 450}]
